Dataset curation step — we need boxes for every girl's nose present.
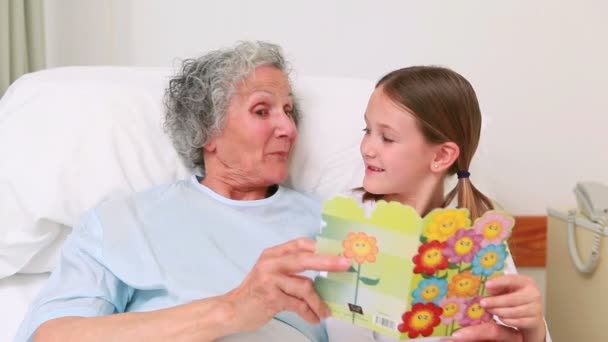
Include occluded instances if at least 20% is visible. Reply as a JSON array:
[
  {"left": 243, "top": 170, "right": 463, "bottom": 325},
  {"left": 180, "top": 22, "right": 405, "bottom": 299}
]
[{"left": 360, "top": 135, "right": 376, "bottom": 158}]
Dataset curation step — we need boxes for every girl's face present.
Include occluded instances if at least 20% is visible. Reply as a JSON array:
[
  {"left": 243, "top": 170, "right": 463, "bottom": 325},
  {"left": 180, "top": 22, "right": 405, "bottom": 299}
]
[{"left": 360, "top": 88, "right": 438, "bottom": 201}]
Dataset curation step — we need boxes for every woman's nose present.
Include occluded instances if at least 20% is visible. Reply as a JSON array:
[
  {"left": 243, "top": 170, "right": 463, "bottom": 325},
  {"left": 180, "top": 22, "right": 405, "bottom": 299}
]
[{"left": 275, "top": 112, "right": 297, "bottom": 138}]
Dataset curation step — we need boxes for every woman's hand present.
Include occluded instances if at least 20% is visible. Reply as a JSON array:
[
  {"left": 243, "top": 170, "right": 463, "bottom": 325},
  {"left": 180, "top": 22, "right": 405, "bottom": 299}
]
[{"left": 220, "top": 237, "right": 351, "bottom": 334}]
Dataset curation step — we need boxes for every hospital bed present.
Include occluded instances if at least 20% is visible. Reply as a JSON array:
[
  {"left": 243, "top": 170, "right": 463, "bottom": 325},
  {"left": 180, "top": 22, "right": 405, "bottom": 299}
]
[{"left": 1, "top": 66, "right": 505, "bottom": 341}]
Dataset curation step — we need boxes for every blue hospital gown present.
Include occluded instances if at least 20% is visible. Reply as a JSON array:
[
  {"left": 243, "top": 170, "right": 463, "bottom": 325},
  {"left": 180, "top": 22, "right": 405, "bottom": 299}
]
[{"left": 16, "top": 175, "right": 326, "bottom": 342}]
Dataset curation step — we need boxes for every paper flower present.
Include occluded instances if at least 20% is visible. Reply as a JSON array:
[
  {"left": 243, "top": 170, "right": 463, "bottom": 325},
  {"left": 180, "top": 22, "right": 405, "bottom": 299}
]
[
  {"left": 413, "top": 240, "right": 449, "bottom": 275},
  {"left": 412, "top": 277, "right": 448, "bottom": 305},
  {"left": 442, "top": 228, "right": 483, "bottom": 263},
  {"left": 474, "top": 211, "right": 514, "bottom": 247},
  {"left": 459, "top": 297, "right": 492, "bottom": 327},
  {"left": 424, "top": 209, "right": 471, "bottom": 242},
  {"left": 471, "top": 244, "right": 507, "bottom": 277},
  {"left": 398, "top": 302, "right": 443, "bottom": 338},
  {"left": 342, "top": 232, "right": 379, "bottom": 264},
  {"left": 439, "top": 296, "right": 467, "bottom": 325},
  {"left": 447, "top": 271, "right": 481, "bottom": 298}
]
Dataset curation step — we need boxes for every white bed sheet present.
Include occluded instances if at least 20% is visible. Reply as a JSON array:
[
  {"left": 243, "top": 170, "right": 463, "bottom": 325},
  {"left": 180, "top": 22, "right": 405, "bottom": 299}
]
[{"left": 0, "top": 273, "right": 49, "bottom": 341}]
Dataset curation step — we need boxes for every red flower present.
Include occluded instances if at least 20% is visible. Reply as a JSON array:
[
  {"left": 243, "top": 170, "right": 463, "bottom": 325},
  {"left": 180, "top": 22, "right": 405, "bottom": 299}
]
[
  {"left": 413, "top": 240, "right": 449, "bottom": 275},
  {"left": 398, "top": 302, "right": 443, "bottom": 338}
]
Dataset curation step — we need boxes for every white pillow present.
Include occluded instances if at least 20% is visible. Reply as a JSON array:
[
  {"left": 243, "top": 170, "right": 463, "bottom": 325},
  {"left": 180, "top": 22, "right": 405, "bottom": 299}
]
[
  {"left": 0, "top": 67, "right": 191, "bottom": 278},
  {"left": 0, "top": 67, "right": 376, "bottom": 279},
  {"left": 287, "top": 76, "right": 375, "bottom": 198}
]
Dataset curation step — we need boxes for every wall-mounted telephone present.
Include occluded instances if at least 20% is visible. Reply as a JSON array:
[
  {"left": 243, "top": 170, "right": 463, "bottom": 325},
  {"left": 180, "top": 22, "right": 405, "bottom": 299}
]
[
  {"left": 575, "top": 182, "right": 608, "bottom": 223},
  {"left": 568, "top": 181, "right": 608, "bottom": 274}
]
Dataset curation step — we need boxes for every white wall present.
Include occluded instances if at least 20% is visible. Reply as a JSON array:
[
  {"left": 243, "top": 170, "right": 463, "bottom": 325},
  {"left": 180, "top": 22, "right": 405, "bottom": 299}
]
[{"left": 44, "top": 0, "right": 608, "bottom": 215}]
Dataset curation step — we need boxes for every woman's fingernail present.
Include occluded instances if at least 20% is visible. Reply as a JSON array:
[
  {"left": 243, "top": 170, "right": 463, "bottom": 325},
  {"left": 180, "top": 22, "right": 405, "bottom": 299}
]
[
  {"left": 339, "top": 257, "right": 351, "bottom": 267},
  {"left": 480, "top": 299, "right": 488, "bottom": 307}
]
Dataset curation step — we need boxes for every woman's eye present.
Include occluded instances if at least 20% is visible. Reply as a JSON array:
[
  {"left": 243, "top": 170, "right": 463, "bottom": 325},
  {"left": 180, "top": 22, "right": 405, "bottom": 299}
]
[
  {"left": 382, "top": 136, "right": 394, "bottom": 143},
  {"left": 284, "top": 108, "right": 294, "bottom": 117},
  {"left": 362, "top": 127, "right": 370, "bottom": 134},
  {"left": 254, "top": 109, "right": 269, "bottom": 116}
]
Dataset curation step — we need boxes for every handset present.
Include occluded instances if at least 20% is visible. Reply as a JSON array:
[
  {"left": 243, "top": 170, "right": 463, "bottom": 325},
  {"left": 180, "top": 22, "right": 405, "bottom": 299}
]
[
  {"left": 569, "top": 181, "right": 607, "bottom": 273},
  {"left": 575, "top": 182, "right": 608, "bottom": 222}
]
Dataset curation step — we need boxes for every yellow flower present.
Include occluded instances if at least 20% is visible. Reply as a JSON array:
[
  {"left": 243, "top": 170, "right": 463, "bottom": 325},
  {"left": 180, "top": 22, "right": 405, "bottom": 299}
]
[
  {"left": 342, "top": 232, "right": 379, "bottom": 264},
  {"left": 424, "top": 209, "right": 471, "bottom": 242}
]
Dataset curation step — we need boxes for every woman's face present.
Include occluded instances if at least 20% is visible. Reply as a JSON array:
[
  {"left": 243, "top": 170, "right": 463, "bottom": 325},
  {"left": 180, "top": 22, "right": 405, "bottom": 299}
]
[{"left": 205, "top": 66, "right": 297, "bottom": 187}]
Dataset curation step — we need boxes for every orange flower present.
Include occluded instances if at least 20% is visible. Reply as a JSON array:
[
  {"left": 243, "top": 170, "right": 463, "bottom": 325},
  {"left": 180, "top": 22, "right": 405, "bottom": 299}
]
[
  {"left": 342, "top": 232, "right": 379, "bottom": 264},
  {"left": 447, "top": 271, "right": 481, "bottom": 298}
]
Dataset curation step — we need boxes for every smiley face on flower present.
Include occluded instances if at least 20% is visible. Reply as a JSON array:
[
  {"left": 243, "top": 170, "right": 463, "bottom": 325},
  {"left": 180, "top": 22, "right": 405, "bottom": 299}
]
[
  {"left": 398, "top": 302, "right": 443, "bottom": 338},
  {"left": 412, "top": 277, "right": 447, "bottom": 305},
  {"left": 473, "top": 211, "right": 514, "bottom": 247},
  {"left": 442, "top": 228, "right": 483, "bottom": 263},
  {"left": 447, "top": 271, "right": 481, "bottom": 297},
  {"left": 472, "top": 244, "right": 507, "bottom": 277},
  {"left": 423, "top": 209, "right": 471, "bottom": 242},
  {"left": 459, "top": 297, "right": 492, "bottom": 327},
  {"left": 342, "top": 232, "right": 379, "bottom": 264},
  {"left": 438, "top": 296, "right": 466, "bottom": 325},
  {"left": 413, "top": 240, "right": 449, "bottom": 275}
]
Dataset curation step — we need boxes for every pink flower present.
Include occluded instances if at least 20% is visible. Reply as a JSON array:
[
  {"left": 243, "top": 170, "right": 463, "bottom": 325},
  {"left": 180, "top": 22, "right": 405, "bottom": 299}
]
[
  {"left": 442, "top": 229, "right": 482, "bottom": 263},
  {"left": 438, "top": 297, "right": 466, "bottom": 325},
  {"left": 458, "top": 297, "right": 492, "bottom": 327},
  {"left": 474, "top": 211, "right": 514, "bottom": 247}
]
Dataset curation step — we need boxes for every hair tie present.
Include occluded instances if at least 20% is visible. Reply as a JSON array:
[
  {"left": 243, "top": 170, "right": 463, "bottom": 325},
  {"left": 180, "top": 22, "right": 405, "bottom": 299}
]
[{"left": 457, "top": 170, "right": 470, "bottom": 179}]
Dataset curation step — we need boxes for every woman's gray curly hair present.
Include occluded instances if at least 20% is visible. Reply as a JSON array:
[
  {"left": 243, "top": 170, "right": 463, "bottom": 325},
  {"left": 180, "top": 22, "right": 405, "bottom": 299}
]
[{"left": 164, "top": 41, "right": 299, "bottom": 171}]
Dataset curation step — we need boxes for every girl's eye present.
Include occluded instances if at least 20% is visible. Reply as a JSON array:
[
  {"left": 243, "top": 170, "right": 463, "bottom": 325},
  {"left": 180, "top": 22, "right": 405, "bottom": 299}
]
[
  {"left": 382, "top": 136, "right": 394, "bottom": 143},
  {"left": 362, "top": 127, "right": 370, "bottom": 134}
]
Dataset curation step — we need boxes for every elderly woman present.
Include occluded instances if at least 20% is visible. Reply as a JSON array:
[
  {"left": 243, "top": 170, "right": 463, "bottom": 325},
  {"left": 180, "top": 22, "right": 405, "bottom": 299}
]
[{"left": 16, "top": 41, "right": 350, "bottom": 342}]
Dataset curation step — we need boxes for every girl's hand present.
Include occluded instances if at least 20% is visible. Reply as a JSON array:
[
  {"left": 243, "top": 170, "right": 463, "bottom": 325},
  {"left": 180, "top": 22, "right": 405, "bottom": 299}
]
[
  {"left": 481, "top": 274, "right": 546, "bottom": 342},
  {"left": 442, "top": 320, "right": 523, "bottom": 341}
]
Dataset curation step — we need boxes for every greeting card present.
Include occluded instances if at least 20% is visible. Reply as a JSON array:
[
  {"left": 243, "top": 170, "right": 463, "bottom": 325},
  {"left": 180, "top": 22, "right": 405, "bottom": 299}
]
[{"left": 314, "top": 196, "right": 513, "bottom": 339}]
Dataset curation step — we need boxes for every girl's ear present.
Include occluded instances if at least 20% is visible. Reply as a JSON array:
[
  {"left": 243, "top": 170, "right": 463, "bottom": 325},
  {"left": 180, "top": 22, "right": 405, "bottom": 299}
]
[{"left": 431, "top": 142, "right": 460, "bottom": 173}]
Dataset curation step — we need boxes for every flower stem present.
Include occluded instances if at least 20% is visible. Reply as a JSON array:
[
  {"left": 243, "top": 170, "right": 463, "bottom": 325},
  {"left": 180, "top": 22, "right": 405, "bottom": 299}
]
[{"left": 352, "top": 263, "right": 362, "bottom": 323}]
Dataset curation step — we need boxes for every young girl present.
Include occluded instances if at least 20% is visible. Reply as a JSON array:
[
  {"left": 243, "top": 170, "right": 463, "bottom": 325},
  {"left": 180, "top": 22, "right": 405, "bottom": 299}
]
[{"left": 327, "top": 66, "right": 549, "bottom": 342}]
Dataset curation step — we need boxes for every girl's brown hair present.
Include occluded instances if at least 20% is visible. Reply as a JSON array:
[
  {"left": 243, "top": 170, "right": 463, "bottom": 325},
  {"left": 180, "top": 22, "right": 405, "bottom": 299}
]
[{"left": 363, "top": 66, "right": 493, "bottom": 220}]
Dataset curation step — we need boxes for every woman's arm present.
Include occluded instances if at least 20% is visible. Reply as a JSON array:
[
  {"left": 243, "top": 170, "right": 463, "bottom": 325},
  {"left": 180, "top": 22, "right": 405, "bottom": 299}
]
[
  {"left": 35, "top": 295, "right": 237, "bottom": 342},
  {"left": 34, "top": 238, "right": 350, "bottom": 341}
]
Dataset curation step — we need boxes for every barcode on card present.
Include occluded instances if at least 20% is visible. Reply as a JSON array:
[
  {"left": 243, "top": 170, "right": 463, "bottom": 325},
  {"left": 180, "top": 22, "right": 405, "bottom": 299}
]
[{"left": 374, "top": 315, "right": 397, "bottom": 331}]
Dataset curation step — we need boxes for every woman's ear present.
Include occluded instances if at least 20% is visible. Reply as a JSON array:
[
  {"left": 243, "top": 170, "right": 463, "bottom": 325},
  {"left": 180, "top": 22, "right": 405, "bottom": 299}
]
[
  {"left": 203, "top": 139, "right": 217, "bottom": 153},
  {"left": 431, "top": 142, "right": 460, "bottom": 173}
]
